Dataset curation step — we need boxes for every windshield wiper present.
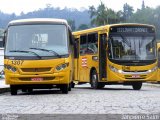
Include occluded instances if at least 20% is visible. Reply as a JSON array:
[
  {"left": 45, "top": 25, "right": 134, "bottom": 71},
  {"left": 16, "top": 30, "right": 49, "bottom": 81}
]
[
  {"left": 9, "top": 50, "right": 41, "bottom": 59},
  {"left": 29, "top": 48, "right": 61, "bottom": 58}
]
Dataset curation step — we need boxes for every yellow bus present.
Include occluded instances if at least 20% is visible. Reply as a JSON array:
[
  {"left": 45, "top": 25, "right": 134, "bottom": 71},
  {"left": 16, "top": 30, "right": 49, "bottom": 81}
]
[
  {"left": 4, "top": 18, "right": 74, "bottom": 95},
  {"left": 157, "top": 42, "right": 160, "bottom": 82},
  {"left": 73, "top": 23, "right": 157, "bottom": 90}
]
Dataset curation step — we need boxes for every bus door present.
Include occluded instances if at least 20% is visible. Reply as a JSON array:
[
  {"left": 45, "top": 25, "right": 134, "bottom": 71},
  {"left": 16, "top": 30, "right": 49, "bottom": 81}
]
[
  {"left": 99, "top": 34, "right": 107, "bottom": 80},
  {"left": 74, "top": 38, "right": 79, "bottom": 82},
  {"left": 79, "top": 35, "right": 88, "bottom": 82}
]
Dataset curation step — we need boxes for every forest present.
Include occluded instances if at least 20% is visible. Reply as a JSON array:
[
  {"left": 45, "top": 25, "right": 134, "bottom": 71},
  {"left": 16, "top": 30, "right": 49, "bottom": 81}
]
[{"left": 0, "top": 1, "right": 160, "bottom": 39}]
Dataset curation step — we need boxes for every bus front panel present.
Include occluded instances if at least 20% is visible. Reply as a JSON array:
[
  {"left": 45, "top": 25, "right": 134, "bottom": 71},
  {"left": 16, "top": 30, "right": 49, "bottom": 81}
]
[{"left": 105, "top": 25, "right": 157, "bottom": 83}]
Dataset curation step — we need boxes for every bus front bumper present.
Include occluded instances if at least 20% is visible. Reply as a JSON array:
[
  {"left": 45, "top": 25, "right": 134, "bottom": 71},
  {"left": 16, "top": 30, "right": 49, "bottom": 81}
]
[
  {"left": 5, "top": 72, "right": 70, "bottom": 85},
  {"left": 107, "top": 70, "right": 157, "bottom": 83}
]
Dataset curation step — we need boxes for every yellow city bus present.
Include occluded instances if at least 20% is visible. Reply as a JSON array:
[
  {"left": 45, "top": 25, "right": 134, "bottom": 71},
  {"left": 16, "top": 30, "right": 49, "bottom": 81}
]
[
  {"left": 73, "top": 23, "right": 157, "bottom": 90},
  {"left": 4, "top": 18, "right": 74, "bottom": 95},
  {"left": 157, "top": 42, "right": 160, "bottom": 82}
]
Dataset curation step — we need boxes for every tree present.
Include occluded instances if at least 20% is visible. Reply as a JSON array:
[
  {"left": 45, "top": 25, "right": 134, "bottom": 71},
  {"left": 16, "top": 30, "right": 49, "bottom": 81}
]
[
  {"left": 107, "top": 9, "right": 120, "bottom": 24},
  {"left": 67, "top": 19, "right": 76, "bottom": 31},
  {"left": 78, "top": 24, "right": 89, "bottom": 30},
  {"left": 142, "top": 0, "right": 145, "bottom": 10},
  {"left": 123, "top": 3, "right": 134, "bottom": 22},
  {"left": 88, "top": 2, "right": 108, "bottom": 26},
  {"left": 89, "top": 2, "right": 124, "bottom": 26},
  {"left": 10, "top": 13, "right": 16, "bottom": 19},
  {"left": 130, "top": 7, "right": 154, "bottom": 24},
  {"left": 153, "top": 6, "right": 160, "bottom": 39}
]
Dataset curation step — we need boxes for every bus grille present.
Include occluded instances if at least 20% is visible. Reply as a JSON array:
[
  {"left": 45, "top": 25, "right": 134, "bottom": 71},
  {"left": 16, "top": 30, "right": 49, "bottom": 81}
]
[{"left": 21, "top": 68, "right": 51, "bottom": 72}]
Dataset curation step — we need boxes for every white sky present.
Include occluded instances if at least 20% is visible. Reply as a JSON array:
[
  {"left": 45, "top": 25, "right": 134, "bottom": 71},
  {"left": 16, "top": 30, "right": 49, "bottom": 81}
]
[{"left": 0, "top": 0, "right": 159, "bottom": 15}]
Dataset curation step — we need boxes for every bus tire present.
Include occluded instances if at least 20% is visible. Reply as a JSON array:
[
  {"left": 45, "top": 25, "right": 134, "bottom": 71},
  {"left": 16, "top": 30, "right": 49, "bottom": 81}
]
[
  {"left": 98, "top": 84, "right": 105, "bottom": 89},
  {"left": 10, "top": 85, "right": 17, "bottom": 95},
  {"left": 68, "top": 83, "right": 72, "bottom": 91},
  {"left": 22, "top": 88, "right": 27, "bottom": 92},
  {"left": 60, "top": 84, "right": 69, "bottom": 94},
  {"left": 132, "top": 82, "right": 142, "bottom": 90},
  {"left": 91, "top": 70, "right": 105, "bottom": 89},
  {"left": 71, "top": 82, "right": 75, "bottom": 88},
  {"left": 28, "top": 88, "right": 33, "bottom": 93}
]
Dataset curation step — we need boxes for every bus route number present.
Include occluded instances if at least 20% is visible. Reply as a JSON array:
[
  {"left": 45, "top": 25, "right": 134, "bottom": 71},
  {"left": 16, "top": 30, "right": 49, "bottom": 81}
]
[{"left": 11, "top": 60, "right": 24, "bottom": 65}]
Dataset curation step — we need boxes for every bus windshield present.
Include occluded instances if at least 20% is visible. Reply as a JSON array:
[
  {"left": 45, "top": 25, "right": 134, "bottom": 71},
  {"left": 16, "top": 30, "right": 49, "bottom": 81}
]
[
  {"left": 108, "top": 35, "right": 156, "bottom": 61},
  {"left": 5, "top": 24, "right": 68, "bottom": 58}
]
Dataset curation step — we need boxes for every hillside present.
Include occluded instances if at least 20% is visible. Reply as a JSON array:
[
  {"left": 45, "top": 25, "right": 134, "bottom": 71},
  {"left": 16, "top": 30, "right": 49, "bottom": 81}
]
[{"left": 0, "top": 7, "right": 90, "bottom": 29}]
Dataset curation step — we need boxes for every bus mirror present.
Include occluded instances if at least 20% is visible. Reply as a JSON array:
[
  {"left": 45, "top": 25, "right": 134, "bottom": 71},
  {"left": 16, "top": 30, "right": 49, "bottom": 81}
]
[{"left": 70, "top": 36, "right": 75, "bottom": 45}]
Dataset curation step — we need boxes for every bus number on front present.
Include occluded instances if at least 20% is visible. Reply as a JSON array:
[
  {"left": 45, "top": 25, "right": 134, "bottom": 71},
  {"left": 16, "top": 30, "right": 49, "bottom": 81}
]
[{"left": 11, "top": 60, "right": 24, "bottom": 65}]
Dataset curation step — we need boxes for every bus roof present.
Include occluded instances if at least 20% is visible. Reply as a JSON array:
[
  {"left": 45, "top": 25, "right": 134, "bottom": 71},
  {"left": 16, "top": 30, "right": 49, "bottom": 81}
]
[
  {"left": 73, "top": 23, "right": 155, "bottom": 36},
  {"left": 8, "top": 18, "right": 68, "bottom": 26}
]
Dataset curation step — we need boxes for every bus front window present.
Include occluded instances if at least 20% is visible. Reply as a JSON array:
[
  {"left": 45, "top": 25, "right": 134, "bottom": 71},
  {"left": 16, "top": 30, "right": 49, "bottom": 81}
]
[
  {"left": 109, "top": 35, "right": 156, "bottom": 61},
  {"left": 6, "top": 25, "right": 68, "bottom": 58}
]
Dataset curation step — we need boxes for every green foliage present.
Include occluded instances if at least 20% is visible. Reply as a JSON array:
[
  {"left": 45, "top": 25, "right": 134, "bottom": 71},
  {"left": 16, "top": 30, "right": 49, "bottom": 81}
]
[
  {"left": 123, "top": 3, "right": 134, "bottom": 22},
  {"left": 88, "top": 1, "right": 160, "bottom": 39},
  {"left": 0, "top": 6, "right": 90, "bottom": 29},
  {"left": 89, "top": 2, "right": 109, "bottom": 26},
  {"left": 0, "top": 1, "right": 160, "bottom": 38},
  {"left": 89, "top": 2, "right": 122, "bottom": 26},
  {"left": 67, "top": 19, "right": 76, "bottom": 31},
  {"left": 78, "top": 24, "right": 89, "bottom": 30}
]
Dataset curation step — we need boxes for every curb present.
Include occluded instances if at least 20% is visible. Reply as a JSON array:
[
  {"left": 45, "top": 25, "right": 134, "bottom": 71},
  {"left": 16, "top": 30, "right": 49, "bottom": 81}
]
[
  {"left": 0, "top": 87, "right": 10, "bottom": 94},
  {"left": 143, "top": 83, "right": 160, "bottom": 88}
]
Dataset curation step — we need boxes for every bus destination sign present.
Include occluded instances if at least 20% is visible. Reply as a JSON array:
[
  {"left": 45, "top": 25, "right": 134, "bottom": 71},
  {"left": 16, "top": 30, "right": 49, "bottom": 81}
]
[
  {"left": 110, "top": 26, "right": 154, "bottom": 33},
  {"left": 117, "top": 27, "right": 148, "bottom": 33}
]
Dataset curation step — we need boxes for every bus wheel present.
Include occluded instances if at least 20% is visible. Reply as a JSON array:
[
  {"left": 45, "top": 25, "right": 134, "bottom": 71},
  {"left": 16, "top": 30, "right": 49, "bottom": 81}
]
[
  {"left": 91, "top": 70, "right": 104, "bottom": 89},
  {"left": 10, "top": 85, "right": 17, "bottom": 95},
  {"left": 22, "top": 88, "right": 27, "bottom": 92},
  {"left": 28, "top": 88, "right": 33, "bottom": 93},
  {"left": 132, "top": 82, "right": 142, "bottom": 90},
  {"left": 98, "top": 84, "right": 105, "bottom": 89},
  {"left": 60, "top": 84, "right": 69, "bottom": 94},
  {"left": 68, "top": 83, "right": 72, "bottom": 91},
  {"left": 71, "top": 82, "right": 75, "bottom": 88}
]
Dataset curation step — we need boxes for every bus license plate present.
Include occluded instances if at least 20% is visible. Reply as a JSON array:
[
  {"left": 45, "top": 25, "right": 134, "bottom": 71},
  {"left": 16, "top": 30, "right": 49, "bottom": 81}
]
[
  {"left": 132, "top": 75, "right": 140, "bottom": 78},
  {"left": 31, "top": 77, "right": 43, "bottom": 81}
]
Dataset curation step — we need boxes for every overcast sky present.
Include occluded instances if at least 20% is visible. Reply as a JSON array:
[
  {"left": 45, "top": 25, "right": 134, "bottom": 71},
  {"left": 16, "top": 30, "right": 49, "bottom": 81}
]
[{"left": 0, "top": 0, "right": 159, "bottom": 15}]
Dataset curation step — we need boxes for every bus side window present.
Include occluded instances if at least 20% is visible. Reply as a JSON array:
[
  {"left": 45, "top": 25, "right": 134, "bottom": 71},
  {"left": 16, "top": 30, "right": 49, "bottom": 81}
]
[
  {"left": 80, "top": 35, "right": 87, "bottom": 55},
  {"left": 74, "top": 38, "right": 79, "bottom": 58},
  {"left": 87, "top": 33, "right": 98, "bottom": 54}
]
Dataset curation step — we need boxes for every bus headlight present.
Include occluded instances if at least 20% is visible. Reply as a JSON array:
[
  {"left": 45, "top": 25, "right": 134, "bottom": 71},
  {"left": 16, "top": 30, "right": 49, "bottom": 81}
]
[
  {"left": 4, "top": 64, "right": 17, "bottom": 72},
  {"left": 109, "top": 65, "right": 123, "bottom": 73},
  {"left": 56, "top": 63, "right": 69, "bottom": 71},
  {"left": 148, "top": 66, "right": 157, "bottom": 73}
]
